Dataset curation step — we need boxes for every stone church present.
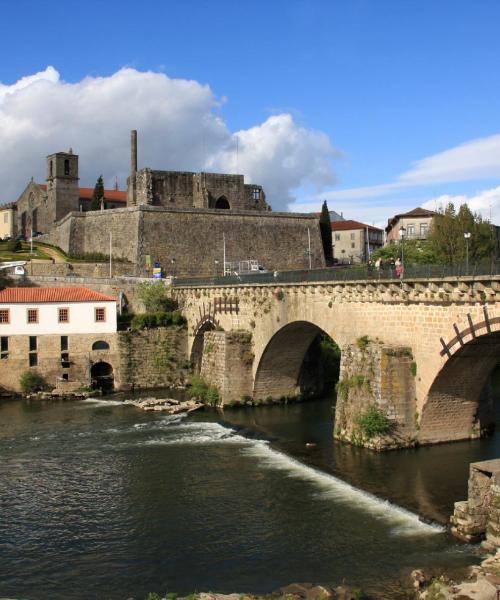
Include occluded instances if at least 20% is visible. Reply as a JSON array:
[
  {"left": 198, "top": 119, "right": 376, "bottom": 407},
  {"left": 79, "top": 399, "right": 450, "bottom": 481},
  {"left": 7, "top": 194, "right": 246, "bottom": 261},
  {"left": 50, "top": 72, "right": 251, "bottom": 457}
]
[{"left": 7, "top": 131, "right": 325, "bottom": 277}]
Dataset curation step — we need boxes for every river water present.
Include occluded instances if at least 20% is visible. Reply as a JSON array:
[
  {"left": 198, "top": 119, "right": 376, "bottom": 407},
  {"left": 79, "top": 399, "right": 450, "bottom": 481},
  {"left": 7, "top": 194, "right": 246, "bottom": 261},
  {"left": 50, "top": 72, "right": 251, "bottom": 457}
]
[{"left": 1, "top": 395, "right": 498, "bottom": 600}]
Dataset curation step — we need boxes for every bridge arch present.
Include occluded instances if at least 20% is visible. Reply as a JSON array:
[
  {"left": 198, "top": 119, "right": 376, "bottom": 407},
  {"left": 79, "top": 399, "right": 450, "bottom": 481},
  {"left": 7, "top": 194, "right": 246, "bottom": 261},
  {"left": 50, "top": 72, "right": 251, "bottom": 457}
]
[
  {"left": 191, "top": 316, "right": 220, "bottom": 374},
  {"left": 420, "top": 330, "right": 500, "bottom": 444},
  {"left": 253, "top": 320, "right": 339, "bottom": 400}
]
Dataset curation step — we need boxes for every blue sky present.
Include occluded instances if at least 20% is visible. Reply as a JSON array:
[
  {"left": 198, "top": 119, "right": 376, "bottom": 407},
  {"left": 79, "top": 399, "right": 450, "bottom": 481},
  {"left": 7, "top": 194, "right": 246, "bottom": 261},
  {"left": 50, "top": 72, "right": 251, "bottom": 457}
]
[{"left": 1, "top": 0, "right": 499, "bottom": 225}]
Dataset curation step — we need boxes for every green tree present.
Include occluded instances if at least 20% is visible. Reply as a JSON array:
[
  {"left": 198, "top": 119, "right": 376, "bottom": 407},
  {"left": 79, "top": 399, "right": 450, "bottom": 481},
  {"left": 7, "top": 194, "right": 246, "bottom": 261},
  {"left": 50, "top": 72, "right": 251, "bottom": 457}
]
[
  {"left": 91, "top": 175, "right": 105, "bottom": 211},
  {"left": 428, "top": 202, "right": 494, "bottom": 265},
  {"left": 319, "top": 200, "right": 333, "bottom": 263},
  {"left": 371, "top": 239, "right": 437, "bottom": 265},
  {"left": 137, "top": 281, "right": 169, "bottom": 312}
]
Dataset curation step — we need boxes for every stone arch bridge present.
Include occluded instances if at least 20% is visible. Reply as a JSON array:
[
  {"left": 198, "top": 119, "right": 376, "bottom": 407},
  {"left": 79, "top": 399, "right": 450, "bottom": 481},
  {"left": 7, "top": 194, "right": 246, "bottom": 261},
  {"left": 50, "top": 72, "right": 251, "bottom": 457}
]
[{"left": 174, "top": 275, "right": 500, "bottom": 448}]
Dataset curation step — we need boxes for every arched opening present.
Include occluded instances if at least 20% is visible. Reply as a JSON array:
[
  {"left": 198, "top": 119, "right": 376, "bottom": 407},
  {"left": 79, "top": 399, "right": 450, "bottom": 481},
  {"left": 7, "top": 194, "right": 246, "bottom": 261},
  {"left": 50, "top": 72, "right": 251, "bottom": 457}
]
[
  {"left": 253, "top": 321, "right": 340, "bottom": 401},
  {"left": 214, "top": 196, "right": 230, "bottom": 209},
  {"left": 92, "top": 340, "right": 110, "bottom": 351},
  {"left": 91, "top": 361, "right": 114, "bottom": 393},
  {"left": 420, "top": 332, "right": 500, "bottom": 444},
  {"left": 191, "top": 320, "right": 217, "bottom": 374}
]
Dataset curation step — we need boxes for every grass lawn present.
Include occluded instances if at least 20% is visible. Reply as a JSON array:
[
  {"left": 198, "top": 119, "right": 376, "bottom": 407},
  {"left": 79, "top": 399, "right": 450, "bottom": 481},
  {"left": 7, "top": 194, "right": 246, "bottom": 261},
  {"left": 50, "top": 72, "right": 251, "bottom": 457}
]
[{"left": 0, "top": 241, "right": 53, "bottom": 261}]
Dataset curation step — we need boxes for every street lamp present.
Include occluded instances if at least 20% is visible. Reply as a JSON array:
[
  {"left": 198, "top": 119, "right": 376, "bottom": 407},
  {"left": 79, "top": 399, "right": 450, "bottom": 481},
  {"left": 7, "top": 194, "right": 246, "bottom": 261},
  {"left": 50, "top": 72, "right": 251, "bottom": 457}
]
[
  {"left": 214, "top": 259, "right": 219, "bottom": 278},
  {"left": 171, "top": 257, "right": 176, "bottom": 278},
  {"left": 332, "top": 244, "right": 335, "bottom": 265},
  {"left": 464, "top": 232, "right": 471, "bottom": 275},
  {"left": 400, "top": 226, "right": 406, "bottom": 279}
]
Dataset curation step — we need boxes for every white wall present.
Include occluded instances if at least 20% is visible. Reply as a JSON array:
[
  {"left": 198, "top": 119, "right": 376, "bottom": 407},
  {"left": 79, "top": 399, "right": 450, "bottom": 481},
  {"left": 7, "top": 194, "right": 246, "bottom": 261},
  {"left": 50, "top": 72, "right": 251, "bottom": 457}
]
[{"left": 0, "top": 301, "right": 117, "bottom": 335}]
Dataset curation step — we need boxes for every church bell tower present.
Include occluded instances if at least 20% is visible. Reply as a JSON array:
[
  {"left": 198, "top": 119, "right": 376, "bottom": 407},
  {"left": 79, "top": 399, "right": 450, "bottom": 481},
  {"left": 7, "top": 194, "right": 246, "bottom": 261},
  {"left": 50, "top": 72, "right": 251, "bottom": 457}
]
[{"left": 46, "top": 149, "right": 80, "bottom": 222}]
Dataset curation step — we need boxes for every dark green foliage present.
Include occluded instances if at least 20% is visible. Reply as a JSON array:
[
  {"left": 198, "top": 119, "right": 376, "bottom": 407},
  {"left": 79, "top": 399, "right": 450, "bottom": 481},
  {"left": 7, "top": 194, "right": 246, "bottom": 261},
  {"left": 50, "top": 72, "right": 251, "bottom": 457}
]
[
  {"left": 356, "top": 335, "right": 370, "bottom": 352},
  {"left": 371, "top": 239, "right": 437, "bottom": 265},
  {"left": 188, "top": 375, "right": 219, "bottom": 406},
  {"left": 5, "top": 239, "right": 21, "bottom": 252},
  {"left": 131, "top": 311, "right": 185, "bottom": 330},
  {"left": 319, "top": 200, "right": 333, "bottom": 263},
  {"left": 355, "top": 406, "right": 393, "bottom": 439},
  {"left": 427, "top": 202, "right": 494, "bottom": 265},
  {"left": 20, "top": 370, "right": 46, "bottom": 393},
  {"left": 319, "top": 334, "right": 341, "bottom": 385},
  {"left": 91, "top": 175, "right": 105, "bottom": 211},
  {"left": 67, "top": 251, "right": 109, "bottom": 262},
  {"left": 117, "top": 312, "right": 134, "bottom": 330}
]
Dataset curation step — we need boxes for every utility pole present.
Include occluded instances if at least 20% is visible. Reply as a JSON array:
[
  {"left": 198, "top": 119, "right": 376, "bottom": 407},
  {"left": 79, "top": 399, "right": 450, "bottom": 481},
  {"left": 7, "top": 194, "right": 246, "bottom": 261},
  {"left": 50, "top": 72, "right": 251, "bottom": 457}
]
[
  {"left": 109, "top": 231, "right": 112, "bottom": 278},
  {"left": 464, "top": 232, "right": 471, "bottom": 275}
]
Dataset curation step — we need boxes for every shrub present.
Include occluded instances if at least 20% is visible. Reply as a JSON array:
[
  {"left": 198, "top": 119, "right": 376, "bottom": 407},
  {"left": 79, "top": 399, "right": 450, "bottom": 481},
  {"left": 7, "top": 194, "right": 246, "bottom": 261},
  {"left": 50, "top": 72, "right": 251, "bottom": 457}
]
[
  {"left": 356, "top": 335, "right": 370, "bottom": 352},
  {"left": 130, "top": 311, "right": 185, "bottom": 330},
  {"left": 20, "top": 370, "right": 46, "bottom": 393},
  {"left": 410, "top": 361, "right": 417, "bottom": 377},
  {"left": 137, "top": 281, "right": 169, "bottom": 312},
  {"left": 205, "top": 386, "right": 220, "bottom": 407},
  {"left": 5, "top": 239, "right": 21, "bottom": 252},
  {"left": 188, "top": 375, "right": 220, "bottom": 406},
  {"left": 354, "top": 406, "right": 393, "bottom": 440},
  {"left": 117, "top": 312, "right": 134, "bottom": 331}
]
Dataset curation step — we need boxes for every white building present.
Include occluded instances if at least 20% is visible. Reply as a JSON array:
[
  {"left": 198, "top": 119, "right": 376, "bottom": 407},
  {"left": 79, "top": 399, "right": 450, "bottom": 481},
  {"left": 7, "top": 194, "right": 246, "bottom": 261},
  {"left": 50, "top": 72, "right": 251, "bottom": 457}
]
[
  {"left": 0, "top": 287, "right": 117, "bottom": 335},
  {"left": 0, "top": 287, "right": 118, "bottom": 392}
]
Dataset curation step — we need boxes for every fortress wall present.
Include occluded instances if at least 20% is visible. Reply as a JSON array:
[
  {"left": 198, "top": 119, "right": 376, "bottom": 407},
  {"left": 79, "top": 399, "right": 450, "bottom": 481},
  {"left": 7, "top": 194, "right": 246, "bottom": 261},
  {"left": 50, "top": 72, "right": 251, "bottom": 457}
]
[
  {"left": 47, "top": 208, "right": 140, "bottom": 263},
  {"left": 46, "top": 206, "right": 324, "bottom": 278},
  {"left": 140, "top": 208, "right": 324, "bottom": 277}
]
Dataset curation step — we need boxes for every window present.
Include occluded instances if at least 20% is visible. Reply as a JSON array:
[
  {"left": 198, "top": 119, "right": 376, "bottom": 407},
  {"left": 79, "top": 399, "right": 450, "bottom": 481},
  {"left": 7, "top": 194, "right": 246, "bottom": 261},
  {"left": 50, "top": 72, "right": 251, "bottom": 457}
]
[
  {"left": 92, "top": 340, "right": 110, "bottom": 350},
  {"left": 61, "top": 336, "right": 68, "bottom": 351},
  {"left": 64, "top": 159, "right": 70, "bottom": 175},
  {"left": 1, "top": 336, "right": 8, "bottom": 359},
  {"left": 351, "top": 242, "right": 355, "bottom": 249},
  {"left": 29, "top": 353, "right": 38, "bottom": 367},
  {"left": 62, "top": 373, "right": 69, "bottom": 381},
  {"left": 406, "top": 225, "right": 415, "bottom": 236},
  {"left": 335, "top": 233, "right": 340, "bottom": 241},
  {"left": 50, "top": 160, "right": 53, "bottom": 178},
  {"left": 58, "top": 307, "right": 69, "bottom": 323},
  {"left": 252, "top": 187, "right": 260, "bottom": 200},
  {"left": 0, "top": 309, "right": 9, "bottom": 324},
  {"left": 420, "top": 223, "right": 428, "bottom": 237},
  {"left": 29, "top": 336, "right": 37, "bottom": 352},
  {"left": 27, "top": 308, "right": 38, "bottom": 324},
  {"left": 350, "top": 233, "right": 355, "bottom": 240},
  {"left": 95, "top": 307, "right": 106, "bottom": 322}
]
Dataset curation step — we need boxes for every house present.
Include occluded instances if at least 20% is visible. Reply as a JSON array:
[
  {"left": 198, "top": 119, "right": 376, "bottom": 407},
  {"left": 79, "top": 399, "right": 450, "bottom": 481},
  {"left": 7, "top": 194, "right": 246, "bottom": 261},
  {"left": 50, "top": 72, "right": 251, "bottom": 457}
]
[
  {"left": 385, "top": 207, "right": 436, "bottom": 243},
  {"left": 331, "top": 220, "right": 384, "bottom": 263},
  {"left": 0, "top": 202, "right": 16, "bottom": 240},
  {"left": 0, "top": 287, "right": 118, "bottom": 392}
]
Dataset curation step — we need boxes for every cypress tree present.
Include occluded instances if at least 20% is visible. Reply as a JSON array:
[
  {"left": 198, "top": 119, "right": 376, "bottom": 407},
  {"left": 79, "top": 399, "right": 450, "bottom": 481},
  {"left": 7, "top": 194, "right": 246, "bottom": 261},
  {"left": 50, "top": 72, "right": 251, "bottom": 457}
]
[
  {"left": 91, "top": 175, "right": 105, "bottom": 211},
  {"left": 319, "top": 200, "right": 333, "bottom": 264}
]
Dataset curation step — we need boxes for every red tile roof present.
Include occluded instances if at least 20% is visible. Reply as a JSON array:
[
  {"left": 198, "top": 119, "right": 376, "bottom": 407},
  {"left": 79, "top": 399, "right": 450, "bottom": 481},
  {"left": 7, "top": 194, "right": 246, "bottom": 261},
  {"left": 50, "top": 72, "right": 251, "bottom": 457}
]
[
  {"left": 331, "top": 219, "right": 382, "bottom": 232},
  {"left": 78, "top": 188, "right": 127, "bottom": 202},
  {"left": 0, "top": 287, "right": 116, "bottom": 304},
  {"left": 36, "top": 184, "right": 126, "bottom": 202}
]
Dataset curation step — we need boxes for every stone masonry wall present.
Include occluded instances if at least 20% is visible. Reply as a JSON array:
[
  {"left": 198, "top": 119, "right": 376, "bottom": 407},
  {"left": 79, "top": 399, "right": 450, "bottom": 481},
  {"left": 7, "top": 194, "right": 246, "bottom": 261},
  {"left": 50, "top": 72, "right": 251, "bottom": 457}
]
[
  {"left": 118, "top": 327, "right": 188, "bottom": 390},
  {"left": 200, "top": 330, "right": 254, "bottom": 404},
  {"left": 451, "top": 459, "right": 500, "bottom": 549},
  {"left": 329, "top": 340, "right": 417, "bottom": 449},
  {"left": 45, "top": 205, "right": 324, "bottom": 277},
  {"left": 0, "top": 332, "right": 119, "bottom": 392}
]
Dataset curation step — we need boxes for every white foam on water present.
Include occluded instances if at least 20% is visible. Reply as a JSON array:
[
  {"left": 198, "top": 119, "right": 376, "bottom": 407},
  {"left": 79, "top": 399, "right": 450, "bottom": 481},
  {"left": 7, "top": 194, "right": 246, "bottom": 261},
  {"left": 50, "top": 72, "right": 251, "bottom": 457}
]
[
  {"left": 140, "top": 421, "right": 247, "bottom": 446},
  {"left": 80, "top": 398, "right": 125, "bottom": 407},
  {"left": 241, "top": 441, "right": 443, "bottom": 537}
]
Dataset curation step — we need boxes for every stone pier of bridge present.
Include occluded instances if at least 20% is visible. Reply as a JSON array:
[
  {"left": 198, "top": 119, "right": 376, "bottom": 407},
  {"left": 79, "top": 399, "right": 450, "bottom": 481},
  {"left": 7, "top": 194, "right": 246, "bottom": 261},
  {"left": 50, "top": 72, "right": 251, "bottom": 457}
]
[{"left": 174, "top": 275, "right": 500, "bottom": 449}]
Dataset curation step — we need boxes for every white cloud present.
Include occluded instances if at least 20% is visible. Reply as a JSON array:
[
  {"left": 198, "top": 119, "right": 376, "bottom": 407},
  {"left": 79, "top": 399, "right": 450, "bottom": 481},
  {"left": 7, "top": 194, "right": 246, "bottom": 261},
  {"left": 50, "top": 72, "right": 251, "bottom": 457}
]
[
  {"left": 0, "top": 67, "right": 337, "bottom": 211},
  {"left": 422, "top": 185, "right": 500, "bottom": 224},
  {"left": 319, "top": 133, "right": 500, "bottom": 203}
]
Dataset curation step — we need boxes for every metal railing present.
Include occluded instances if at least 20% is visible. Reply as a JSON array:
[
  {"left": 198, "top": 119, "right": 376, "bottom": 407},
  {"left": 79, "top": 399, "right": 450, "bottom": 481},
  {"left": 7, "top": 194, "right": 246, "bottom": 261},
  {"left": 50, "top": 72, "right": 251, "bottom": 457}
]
[{"left": 172, "top": 262, "right": 500, "bottom": 287}]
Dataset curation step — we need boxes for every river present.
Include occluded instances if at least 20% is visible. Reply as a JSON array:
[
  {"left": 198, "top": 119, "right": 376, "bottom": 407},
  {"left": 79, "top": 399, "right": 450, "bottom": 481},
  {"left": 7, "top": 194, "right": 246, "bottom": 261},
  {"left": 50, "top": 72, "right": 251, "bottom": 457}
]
[{"left": 1, "top": 395, "right": 498, "bottom": 600}]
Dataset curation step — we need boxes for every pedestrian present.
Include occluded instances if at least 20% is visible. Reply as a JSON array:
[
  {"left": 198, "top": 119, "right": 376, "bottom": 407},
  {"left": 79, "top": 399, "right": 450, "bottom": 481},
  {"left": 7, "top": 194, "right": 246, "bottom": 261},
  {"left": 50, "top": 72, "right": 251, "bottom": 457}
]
[
  {"left": 395, "top": 257, "right": 403, "bottom": 278},
  {"left": 389, "top": 256, "right": 396, "bottom": 277}
]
